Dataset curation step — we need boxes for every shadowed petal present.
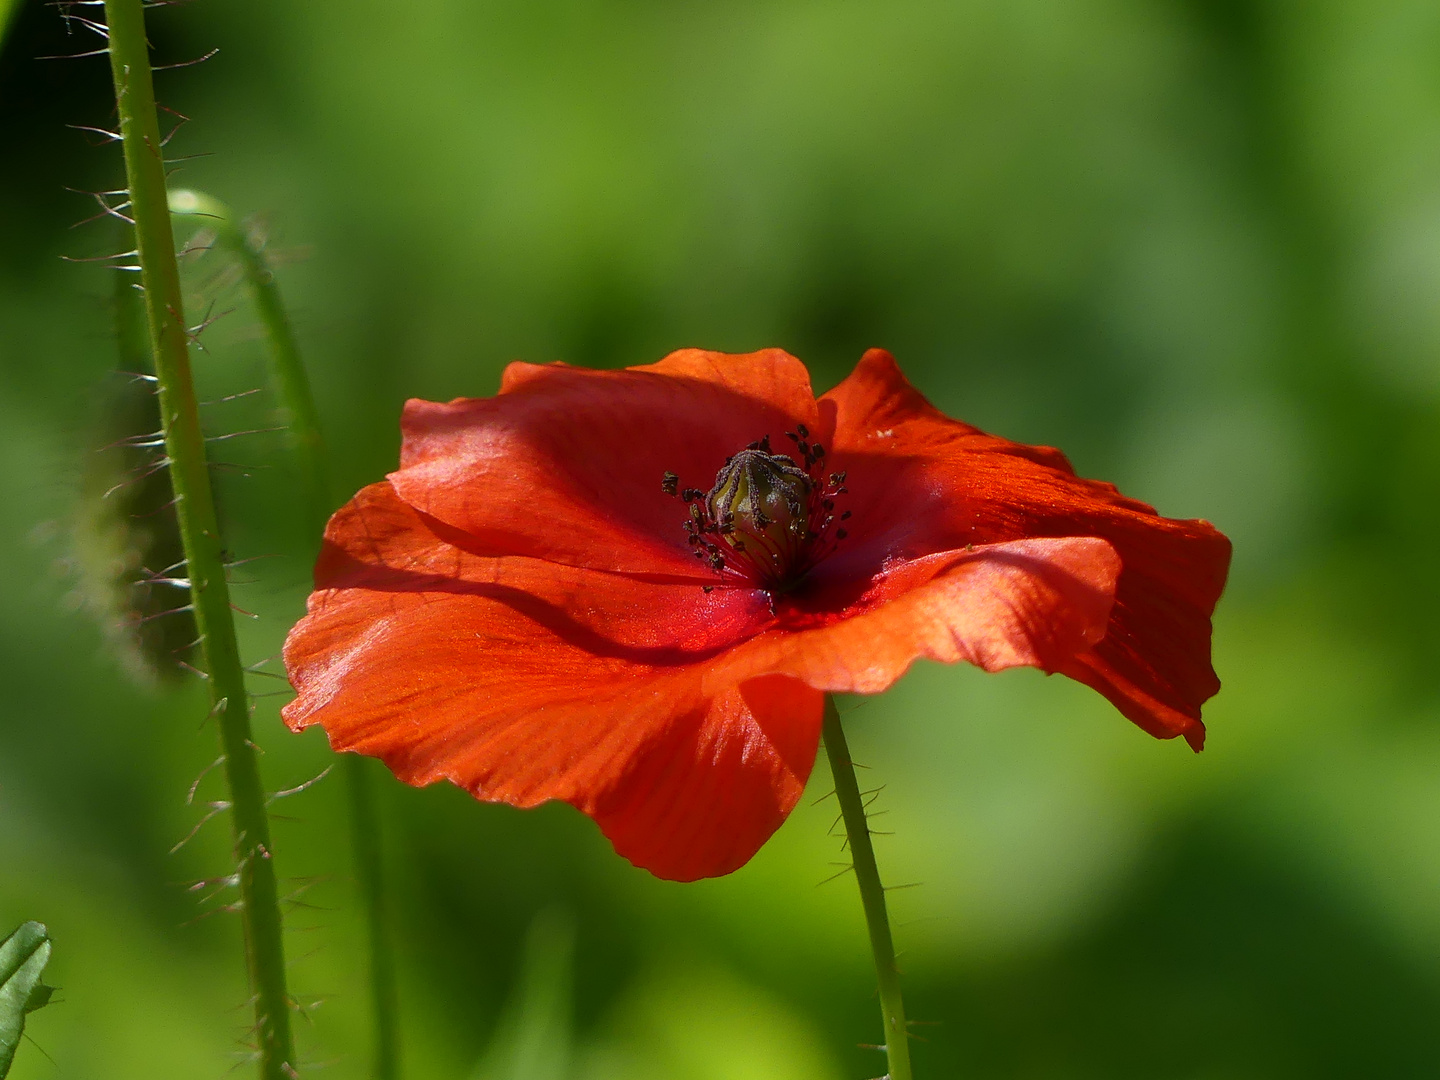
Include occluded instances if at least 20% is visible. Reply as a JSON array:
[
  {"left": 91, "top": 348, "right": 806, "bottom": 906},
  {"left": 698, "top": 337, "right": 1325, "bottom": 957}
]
[
  {"left": 389, "top": 349, "right": 820, "bottom": 578},
  {"left": 282, "top": 481, "right": 813, "bottom": 881},
  {"left": 303, "top": 481, "right": 772, "bottom": 660},
  {"left": 820, "top": 349, "right": 1231, "bottom": 748}
]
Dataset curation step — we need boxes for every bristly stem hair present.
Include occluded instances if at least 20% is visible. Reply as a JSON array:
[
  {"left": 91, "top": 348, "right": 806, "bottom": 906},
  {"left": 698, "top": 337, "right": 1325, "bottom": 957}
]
[
  {"left": 102, "top": 4, "right": 296, "bottom": 1077},
  {"left": 823, "top": 695, "right": 912, "bottom": 1080},
  {"left": 172, "top": 188, "right": 402, "bottom": 1080}
]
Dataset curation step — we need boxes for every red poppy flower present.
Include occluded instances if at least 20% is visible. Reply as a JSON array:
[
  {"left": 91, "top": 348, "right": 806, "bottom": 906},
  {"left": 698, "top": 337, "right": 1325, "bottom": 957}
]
[{"left": 282, "top": 348, "right": 1230, "bottom": 882}]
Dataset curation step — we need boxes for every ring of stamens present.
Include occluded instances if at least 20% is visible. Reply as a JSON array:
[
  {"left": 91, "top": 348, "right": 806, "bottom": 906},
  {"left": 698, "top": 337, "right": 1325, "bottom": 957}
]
[{"left": 662, "top": 425, "right": 851, "bottom": 591}]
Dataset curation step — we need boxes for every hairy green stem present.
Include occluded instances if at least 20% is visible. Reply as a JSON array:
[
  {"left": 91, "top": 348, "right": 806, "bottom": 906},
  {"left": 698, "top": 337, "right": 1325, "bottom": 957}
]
[
  {"left": 823, "top": 696, "right": 912, "bottom": 1080},
  {"left": 172, "top": 188, "right": 401, "bottom": 1080},
  {"left": 169, "top": 191, "right": 326, "bottom": 512},
  {"left": 102, "top": 6, "right": 295, "bottom": 1077}
]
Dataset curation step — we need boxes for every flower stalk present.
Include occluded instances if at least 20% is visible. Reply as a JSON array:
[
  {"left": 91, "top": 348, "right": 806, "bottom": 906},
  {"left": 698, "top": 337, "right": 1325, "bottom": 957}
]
[
  {"left": 169, "top": 191, "right": 326, "bottom": 514},
  {"left": 102, "top": 3, "right": 294, "bottom": 1076},
  {"left": 171, "top": 188, "right": 401, "bottom": 1080},
  {"left": 823, "top": 695, "right": 912, "bottom": 1080}
]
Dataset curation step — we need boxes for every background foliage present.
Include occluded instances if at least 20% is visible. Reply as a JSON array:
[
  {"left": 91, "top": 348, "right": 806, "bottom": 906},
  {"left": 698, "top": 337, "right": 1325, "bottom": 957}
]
[{"left": 4, "top": 0, "right": 1440, "bottom": 1075}]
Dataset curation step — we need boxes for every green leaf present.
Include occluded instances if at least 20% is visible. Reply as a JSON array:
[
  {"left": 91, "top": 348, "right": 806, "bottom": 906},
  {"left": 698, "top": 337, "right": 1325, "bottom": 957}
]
[{"left": 0, "top": 922, "right": 54, "bottom": 1078}]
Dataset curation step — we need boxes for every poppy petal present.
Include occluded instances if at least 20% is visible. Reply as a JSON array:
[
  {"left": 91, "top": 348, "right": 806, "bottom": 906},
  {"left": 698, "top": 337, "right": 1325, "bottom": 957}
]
[
  {"left": 738, "top": 536, "right": 1121, "bottom": 693},
  {"left": 282, "top": 481, "right": 817, "bottom": 881},
  {"left": 820, "top": 349, "right": 1231, "bottom": 748},
  {"left": 591, "top": 674, "right": 823, "bottom": 881},
  {"left": 388, "top": 349, "right": 820, "bottom": 577},
  {"left": 302, "top": 482, "right": 773, "bottom": 659}
]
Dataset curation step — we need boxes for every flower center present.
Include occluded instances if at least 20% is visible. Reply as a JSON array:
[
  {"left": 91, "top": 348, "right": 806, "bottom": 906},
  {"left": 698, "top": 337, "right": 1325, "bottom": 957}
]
[{"left": 663, "top": 427, "right": 849, "bottom": 590}]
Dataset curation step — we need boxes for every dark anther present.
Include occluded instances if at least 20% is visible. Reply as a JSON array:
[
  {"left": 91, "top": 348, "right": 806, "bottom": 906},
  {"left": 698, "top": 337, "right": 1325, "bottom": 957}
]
[
  {"left": 796, "top": 424, "right": 809, "bottom": 438},
  {"left": 840, "top": 510, "right": 851, "bottom": 520},
  {"left": 662, "top": 471, "right": 679, "bottom": 496},
  {"left": 703, "top": 585, "right": 715, "bottom": 594},
  {"left": 813, "top": 445, "right": 825, "bottom": 458},
  {"left": 836, "top": 528, "right": 848, "bottom": 540},
  {"left": 683, "top": 487, "right": 704, "bottom": 502}
]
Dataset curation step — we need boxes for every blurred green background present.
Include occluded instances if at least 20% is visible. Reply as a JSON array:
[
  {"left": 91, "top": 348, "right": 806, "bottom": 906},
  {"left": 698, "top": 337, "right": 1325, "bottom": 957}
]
[{"left": 4, "top": 0, "right": 1440, "bottom": 1075}]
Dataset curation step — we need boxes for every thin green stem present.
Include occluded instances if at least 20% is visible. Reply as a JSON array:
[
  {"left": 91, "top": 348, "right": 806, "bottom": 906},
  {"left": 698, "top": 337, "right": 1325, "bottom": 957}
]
[
  {"left": 169, "top": 191, "right": 326, "bottom": 515},
  {"left": 102, "top": 6, "right": 295, "bottom": 1078},
  {"left": 823, "top": 696, "right": 912, "bottom": 1080},
  {"left": 172, "top": 188, "right": 401, "bottom": 1080}
]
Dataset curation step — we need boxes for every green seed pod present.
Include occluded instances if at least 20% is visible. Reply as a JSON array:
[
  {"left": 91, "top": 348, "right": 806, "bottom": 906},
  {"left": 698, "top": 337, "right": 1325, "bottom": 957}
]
[{"left": 707, "top": 449, "right": 814, "bottom": 577}]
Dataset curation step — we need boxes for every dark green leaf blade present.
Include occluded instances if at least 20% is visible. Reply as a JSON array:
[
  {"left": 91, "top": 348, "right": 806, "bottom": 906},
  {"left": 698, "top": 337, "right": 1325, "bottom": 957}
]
[{"left": 0, "top": 922, "right": 53, "bottom": 1078}]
